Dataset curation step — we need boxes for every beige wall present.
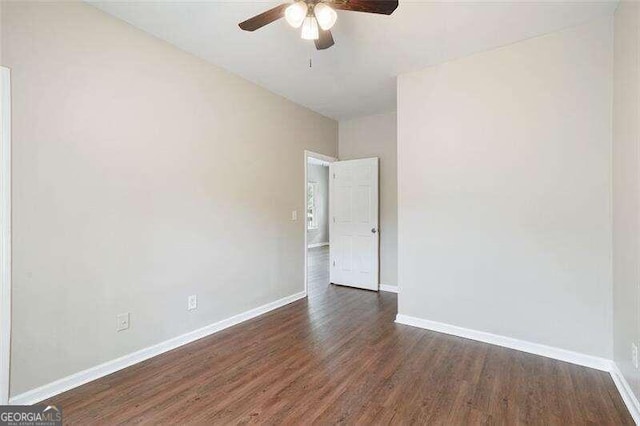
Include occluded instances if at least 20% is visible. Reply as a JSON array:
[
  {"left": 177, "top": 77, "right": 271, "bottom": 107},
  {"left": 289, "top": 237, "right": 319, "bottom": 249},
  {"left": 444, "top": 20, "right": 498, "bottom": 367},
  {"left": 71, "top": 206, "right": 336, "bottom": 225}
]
[
  {"left": 339, "top": 112, "right": 397, "bottom": 287},
  {"left": 2, "top": 1, "right": 337, "bottom": 396},
  {"left": 613, "top": 0, "right": 640, "bottom": 400},
  {"left": 397, "top": 18, "right": 613, "bottom": 358}
]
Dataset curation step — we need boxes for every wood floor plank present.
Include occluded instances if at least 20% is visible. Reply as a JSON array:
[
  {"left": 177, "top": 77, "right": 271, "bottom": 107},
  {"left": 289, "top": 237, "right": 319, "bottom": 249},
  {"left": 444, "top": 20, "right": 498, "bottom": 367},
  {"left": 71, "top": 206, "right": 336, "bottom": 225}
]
[{"left": 46, "top": 246, "right": 634, "bottom": 424}]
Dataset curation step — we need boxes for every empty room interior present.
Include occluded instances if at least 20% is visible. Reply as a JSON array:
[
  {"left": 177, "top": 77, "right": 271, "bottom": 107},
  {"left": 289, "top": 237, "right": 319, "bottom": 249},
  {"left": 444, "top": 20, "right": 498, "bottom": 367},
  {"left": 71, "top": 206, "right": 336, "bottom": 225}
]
[{"left": 1, "top": 0, "right": 640, "bottom": 423}]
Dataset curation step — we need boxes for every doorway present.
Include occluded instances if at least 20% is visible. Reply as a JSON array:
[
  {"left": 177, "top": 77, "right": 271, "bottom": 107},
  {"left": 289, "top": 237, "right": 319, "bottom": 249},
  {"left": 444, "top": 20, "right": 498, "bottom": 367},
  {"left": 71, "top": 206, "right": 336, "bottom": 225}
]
[{"left": 304, "top": 151, "right": 335, "bottom": 296}]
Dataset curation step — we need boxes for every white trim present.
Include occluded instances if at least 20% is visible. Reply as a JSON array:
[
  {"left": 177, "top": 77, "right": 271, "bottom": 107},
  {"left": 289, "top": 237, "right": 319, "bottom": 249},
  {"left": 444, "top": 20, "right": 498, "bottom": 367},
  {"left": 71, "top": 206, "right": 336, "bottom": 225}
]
[
  {"left": 307, "top": 242, "right": 329, "bottom": 249},
  {"left": 304, "top": 150, "right": 336, "bottom": 294},
  {"left": 379, "top": 285, "right": 398, "bottom": 293},
  {"left": 610, "top": 363, "right": 640, "bottom": 424},
  {"left": 9, "top": 291, "right": 306, "bottom": 405},
  {"left": 395, "top": 314, "right": 612, "bottom": 372},
  {"left": 0, "top": 67, "right": 11, "bottom": 406}
]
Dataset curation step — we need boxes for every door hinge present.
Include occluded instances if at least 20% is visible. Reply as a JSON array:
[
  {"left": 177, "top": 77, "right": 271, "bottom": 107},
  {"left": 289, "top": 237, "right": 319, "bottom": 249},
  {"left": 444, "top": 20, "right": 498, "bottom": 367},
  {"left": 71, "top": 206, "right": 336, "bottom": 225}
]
[
  {"left": 333, "top": 173, "right": 336, "bottom": 179},
  {"left": 333, "top": 217, "right": 336, "bottom": 223},
  {"left": 332, "top": 260, "right": 336, "bottom": 267}
]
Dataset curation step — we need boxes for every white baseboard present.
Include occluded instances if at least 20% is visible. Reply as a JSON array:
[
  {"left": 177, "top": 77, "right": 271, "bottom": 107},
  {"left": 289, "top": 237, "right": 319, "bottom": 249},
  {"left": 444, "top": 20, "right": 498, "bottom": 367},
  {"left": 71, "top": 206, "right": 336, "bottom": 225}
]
[
  {"left": 610, "top": 364, "right": 640, "bottom": 424},
  {"left": 10, "top": 291, "right": 307, "bottom": 405},
  {"left": 380, "top": 284, "right": 399, "bottom": 293},
  {"left": 395, "top": 314, "right": 612, "bottom": 372},
  {"left": 307, "top": 242, "right": 329, "bottom": 249}
]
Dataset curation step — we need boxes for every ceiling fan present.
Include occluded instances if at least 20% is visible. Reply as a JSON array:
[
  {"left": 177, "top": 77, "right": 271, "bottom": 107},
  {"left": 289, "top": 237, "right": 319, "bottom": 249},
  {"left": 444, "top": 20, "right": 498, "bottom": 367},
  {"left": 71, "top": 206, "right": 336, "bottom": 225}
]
[{"left": 238, "top": 1, "right": 399, "bottom": 50}]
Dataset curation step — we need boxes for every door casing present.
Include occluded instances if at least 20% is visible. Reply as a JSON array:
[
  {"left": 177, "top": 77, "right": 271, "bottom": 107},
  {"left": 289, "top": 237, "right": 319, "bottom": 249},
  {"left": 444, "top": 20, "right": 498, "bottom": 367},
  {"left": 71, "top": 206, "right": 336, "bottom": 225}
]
[{"left": 1, "top": 66, "right": 12, "bottom": 405}]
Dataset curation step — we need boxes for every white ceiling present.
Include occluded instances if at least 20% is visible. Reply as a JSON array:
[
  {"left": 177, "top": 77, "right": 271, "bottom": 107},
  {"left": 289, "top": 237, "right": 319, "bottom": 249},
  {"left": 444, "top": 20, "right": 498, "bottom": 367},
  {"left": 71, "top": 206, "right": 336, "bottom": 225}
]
[{"left": 89, "top": 0, "right": 617, "bottom": 120}]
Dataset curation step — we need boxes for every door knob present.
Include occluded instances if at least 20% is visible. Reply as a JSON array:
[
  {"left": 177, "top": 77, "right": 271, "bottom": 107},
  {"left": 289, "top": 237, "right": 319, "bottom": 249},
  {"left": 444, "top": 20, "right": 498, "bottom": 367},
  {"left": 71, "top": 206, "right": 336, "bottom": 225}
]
[{"left": 371, "top": 228, "right": 377, "bottom": 234}]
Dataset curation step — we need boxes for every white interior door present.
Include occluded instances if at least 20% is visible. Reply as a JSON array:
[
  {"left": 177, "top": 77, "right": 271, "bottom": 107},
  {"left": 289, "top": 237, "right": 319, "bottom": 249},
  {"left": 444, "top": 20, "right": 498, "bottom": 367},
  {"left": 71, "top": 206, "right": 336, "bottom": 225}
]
[{"left": 329, "top": 158, "right": 379, "bottom": 291}]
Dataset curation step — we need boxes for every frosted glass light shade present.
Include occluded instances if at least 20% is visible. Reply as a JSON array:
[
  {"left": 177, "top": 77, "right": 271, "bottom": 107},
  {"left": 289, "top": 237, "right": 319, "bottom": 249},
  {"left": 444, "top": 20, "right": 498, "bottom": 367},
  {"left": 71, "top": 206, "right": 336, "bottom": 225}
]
[
  {"left": 301, "top": 16, "right": 319, "bottom": 40},
  {"left": 285, "top": 1, "right": 308, "bottom": 28},
  {"left": 314, "top": 3, "right": 337, "bottom": 30}
]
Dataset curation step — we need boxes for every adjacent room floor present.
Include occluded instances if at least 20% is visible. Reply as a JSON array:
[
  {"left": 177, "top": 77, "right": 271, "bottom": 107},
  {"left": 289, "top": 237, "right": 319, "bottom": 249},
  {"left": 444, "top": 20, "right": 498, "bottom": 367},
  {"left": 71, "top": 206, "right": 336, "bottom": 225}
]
[
  {"left": 307, "top": 245, "right": 330, "bottom": 299},
  {"left": 47, "top": 246, "right": 633, "bottom": 423}
]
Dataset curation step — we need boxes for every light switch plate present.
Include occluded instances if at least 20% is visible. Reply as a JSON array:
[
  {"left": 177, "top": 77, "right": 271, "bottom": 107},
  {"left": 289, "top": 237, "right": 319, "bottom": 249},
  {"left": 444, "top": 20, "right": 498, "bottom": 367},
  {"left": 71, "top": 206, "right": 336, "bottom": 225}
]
[
  {"left": 117, "top": 313, "right": 130, "bottom": 332},
  {"left": 291, "top": 210, "right": 297, "bottom": 221},
  {"left": 188, "top": 295, "right": 197, "bottom": 311}
]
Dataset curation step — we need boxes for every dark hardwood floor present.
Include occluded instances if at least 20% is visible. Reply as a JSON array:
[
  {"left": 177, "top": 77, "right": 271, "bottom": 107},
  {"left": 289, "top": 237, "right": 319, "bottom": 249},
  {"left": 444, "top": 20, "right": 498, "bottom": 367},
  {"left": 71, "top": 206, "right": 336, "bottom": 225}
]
[{"left": 48, "top": 245, "right": 633, "bottom": 424}]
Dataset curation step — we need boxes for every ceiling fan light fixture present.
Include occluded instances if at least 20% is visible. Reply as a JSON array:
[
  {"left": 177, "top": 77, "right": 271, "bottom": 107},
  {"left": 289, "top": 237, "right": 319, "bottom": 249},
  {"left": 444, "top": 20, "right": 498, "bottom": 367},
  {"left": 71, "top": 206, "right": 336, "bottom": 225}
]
[
  {"left": 301, "top": 15, "right": 319, "bottom": 40},
  {"left": 238, "top": 0, "right": 398, "bottom": 50},
  {"left": 285, "top": 1, "right": 307, "bottom": 28},
  {"left": 314, "top": 2, "right": 337, "bottom": 31}
]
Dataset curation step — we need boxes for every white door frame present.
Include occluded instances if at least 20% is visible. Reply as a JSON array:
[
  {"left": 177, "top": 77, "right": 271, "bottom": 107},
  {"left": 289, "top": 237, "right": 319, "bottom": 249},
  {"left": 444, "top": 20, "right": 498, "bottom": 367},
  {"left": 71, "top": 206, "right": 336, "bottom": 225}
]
[
  {"left": 304, "top": 150, "right": 336, "bottom": 295},
  {"left": 0, "top": 67, "right": 11, "bottom": 405}
]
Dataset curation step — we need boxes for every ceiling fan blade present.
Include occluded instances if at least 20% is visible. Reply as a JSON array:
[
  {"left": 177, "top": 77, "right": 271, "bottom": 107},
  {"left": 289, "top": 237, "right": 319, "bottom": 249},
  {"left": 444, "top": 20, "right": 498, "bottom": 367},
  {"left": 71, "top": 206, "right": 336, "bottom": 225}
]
[
  {"left": 239, "top": 4, "right": 289, "bottom": 31},
  {"left": 332, "top": 0, "right": 399, "bottom": 15},
  {"left": 315, "top": 29, "right": 335, "bottom": 50}
]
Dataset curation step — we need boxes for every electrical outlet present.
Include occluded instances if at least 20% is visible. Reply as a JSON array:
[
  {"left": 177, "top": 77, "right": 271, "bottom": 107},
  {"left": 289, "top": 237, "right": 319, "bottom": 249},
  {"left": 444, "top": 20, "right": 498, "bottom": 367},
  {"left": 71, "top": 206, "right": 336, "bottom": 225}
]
[
  {"left": 632, "top": 343, "right": 638, "bottom": 369},
  {"left": 188, "top": 295, "right": 197, "bottom": 311},
  {"left": 116, "top": 313, "right": 130, "bottom": 332},
  {"left": 291, "top": 210, "right": 297, "bottom": 221}
]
